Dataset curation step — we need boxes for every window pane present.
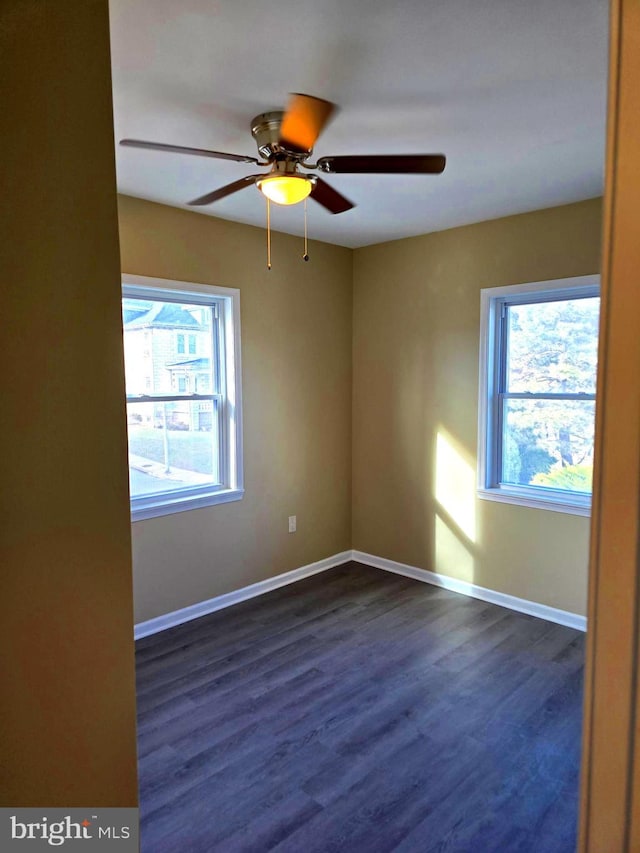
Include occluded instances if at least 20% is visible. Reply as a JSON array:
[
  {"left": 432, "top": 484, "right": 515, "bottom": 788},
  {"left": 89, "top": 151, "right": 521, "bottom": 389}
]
[
  {"left": 506, "top": 297, "right": 599, "bottom": 394},
  {"left": 122, "top": 298, "right": 213, "bottom": 396},
  {"left": 127, "top": 401, "right": 220, "bottom": 498},
  {"left": 501, "top": 398, "right": 595, "bottom": 492}
]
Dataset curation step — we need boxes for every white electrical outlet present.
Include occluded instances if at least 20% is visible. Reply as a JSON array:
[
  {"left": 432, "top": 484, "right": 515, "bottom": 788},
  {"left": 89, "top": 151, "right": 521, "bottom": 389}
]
[{"left": 288, "top": 515, "right": 297, "bottom": 533}]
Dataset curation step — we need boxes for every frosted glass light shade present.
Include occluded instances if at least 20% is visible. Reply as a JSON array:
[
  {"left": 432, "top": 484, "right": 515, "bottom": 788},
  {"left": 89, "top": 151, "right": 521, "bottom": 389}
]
[{"left": 257, "top": 175, "right": 312, "bottom": 205}]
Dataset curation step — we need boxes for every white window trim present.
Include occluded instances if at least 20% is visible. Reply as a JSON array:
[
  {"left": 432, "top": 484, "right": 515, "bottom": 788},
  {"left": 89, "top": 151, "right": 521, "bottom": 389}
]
[
  {"left": 477, "top": 274, "right": 599, "bottom": 517},
  {"left": 122, "top": 273, "right": 244, "bottom": 522}
]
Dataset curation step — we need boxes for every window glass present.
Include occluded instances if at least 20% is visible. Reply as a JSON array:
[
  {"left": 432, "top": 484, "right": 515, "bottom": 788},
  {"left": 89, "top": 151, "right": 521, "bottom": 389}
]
[
  {"left": 506, "top": 298, "right": 599, "bottom": 394},
  {"left": 501, "top": 398, "right": 596, "bottom": 492},
  {"left": 126, "top": 400, "right": 221, "bottom": 498},
  {"left": 122, "top": 299, "right": 213, "bottom": 398}
]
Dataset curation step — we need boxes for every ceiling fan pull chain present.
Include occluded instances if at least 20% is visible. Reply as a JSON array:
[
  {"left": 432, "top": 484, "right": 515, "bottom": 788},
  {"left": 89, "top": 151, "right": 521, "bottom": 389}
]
[
  {"left": 266, "top": 197, "right": 272, "bottom": 270},
  {"left": 303, "top": 198, "right": 309, "bottom": 262}
]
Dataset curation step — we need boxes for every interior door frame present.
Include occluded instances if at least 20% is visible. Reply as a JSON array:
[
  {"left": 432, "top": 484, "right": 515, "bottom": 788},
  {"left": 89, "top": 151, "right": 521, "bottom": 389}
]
[{"left": 579, "top": 1, "right": 640, "bottom": 849}]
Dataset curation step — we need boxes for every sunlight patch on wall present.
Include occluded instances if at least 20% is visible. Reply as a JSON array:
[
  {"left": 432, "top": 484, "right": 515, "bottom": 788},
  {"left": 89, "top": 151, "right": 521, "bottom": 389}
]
[
  {"left": 434, "top": 514, "right": 475, "bottom": 583},
  {"left": 435, "top": 431, "right": 476, "bottom": 542}
]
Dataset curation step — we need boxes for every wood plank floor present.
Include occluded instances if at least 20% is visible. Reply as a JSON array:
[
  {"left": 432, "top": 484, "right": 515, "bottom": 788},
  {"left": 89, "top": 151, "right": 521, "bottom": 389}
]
[{"left": 136, "top": 562, "right": 584, "bottom": 852}]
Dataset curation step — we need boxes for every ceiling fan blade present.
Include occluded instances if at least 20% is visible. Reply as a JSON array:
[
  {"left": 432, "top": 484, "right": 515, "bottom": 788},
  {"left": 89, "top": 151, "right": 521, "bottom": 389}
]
[
  {"left": 120, "top": 139, "right": 262, "bottom": 165},
  {"left": 316, "top": 154, "right": 446, "bottom": 174},
  {"left": 310, "top": 178, "right": 355, "bottom": 214},
  {"left": 279, "top": 93, "right": 336, "bottom": 152},
  {"left": 188, "top": 175, "right": 262, "bottom": 206}
]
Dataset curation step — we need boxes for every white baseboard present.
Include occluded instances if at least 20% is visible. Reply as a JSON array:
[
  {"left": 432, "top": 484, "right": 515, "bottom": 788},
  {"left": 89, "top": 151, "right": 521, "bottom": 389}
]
[
  {"left": 135, "top": 547, "right": 586, "bottom": 640},
  {"left": 134, "top": 550, "right": 352, "bottom": 640},
  {"left": 352, "top": 550, "right": 587, "bottom": 632}
]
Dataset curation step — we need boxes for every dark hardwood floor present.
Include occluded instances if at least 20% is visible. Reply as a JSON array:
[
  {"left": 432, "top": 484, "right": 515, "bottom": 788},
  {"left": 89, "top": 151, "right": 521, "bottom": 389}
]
[{"left": 135, "top": 562, "right": 584, "bottom": 852}]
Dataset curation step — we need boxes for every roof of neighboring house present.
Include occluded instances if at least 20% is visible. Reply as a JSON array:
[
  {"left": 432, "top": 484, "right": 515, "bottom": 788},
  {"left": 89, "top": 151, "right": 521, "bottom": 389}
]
[
  {"left": 123, "top": 302, "right": 202, "bottom": 329},
  {"left": 122, "top": 307, "right": 149, "bottom": 324},
  {"left": 165, "top": 357, "right": 210, "bottom": 370}
]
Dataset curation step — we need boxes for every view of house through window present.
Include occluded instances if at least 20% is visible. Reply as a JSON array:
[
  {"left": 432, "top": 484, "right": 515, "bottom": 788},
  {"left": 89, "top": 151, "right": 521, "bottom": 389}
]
[
  {"left": 122, "top": 276, "right": 243, "bottom": 520},
  {"left": 123, "top": 296, "right": 220, "bottom": 498},
  {"left": 478, "top": 277, "right": 600, "bottom": 514}
]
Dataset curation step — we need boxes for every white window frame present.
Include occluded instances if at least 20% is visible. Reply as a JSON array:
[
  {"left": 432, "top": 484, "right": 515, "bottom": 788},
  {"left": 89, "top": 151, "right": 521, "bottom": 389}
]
[
  {"left": 477, "top": 274, "right": 599, "bottom": 516},
  {"left": 122, "top": 274, "right": 244, "bottom": 522}
]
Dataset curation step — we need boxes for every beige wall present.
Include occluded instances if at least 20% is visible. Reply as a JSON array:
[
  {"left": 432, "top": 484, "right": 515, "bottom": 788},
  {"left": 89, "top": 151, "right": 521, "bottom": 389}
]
[
  {"left": 123, "top": 196, "right": 601, "bottom": 622},
  {"left": 0, "top": 1, "right": 138, "bottom": 805},
  {"left": 118, "top": 196, "right": 353, "bottom": 623},
  {"left": 353, "top": 198, "right": 602, "bottom": 615}
]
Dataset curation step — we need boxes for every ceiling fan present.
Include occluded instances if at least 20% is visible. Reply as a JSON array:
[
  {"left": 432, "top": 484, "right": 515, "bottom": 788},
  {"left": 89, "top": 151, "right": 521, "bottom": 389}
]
[{"left": 120, "top": 93, "right": 446, "bottom": 214}]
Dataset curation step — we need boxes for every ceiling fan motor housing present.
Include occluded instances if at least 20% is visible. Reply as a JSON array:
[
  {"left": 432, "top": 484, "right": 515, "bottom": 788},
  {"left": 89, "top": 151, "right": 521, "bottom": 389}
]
[{"left": 251, "top": 110, "right": 311, "bottom": 160}]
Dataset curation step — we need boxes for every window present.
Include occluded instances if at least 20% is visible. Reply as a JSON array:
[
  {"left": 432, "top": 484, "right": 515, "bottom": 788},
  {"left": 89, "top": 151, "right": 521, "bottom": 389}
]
[
  {"left": 122, "top": 274, "right": 243, "bottom": 521},
  {"left": 478, "top": 275, "right": 599, "bottom": 515}
]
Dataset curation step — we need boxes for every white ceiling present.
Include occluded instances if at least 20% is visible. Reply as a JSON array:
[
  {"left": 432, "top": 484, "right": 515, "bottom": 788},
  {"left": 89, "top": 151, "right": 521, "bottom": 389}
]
[{"left": 110, "top": 0, "right": 608, "bottom": 249}]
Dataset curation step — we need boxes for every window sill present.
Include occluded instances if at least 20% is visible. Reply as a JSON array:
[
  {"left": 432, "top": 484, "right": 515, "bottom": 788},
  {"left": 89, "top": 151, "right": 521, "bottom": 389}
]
[
  {"left": 131, "top": 488, "right": 244, "bottom": 522},
  {"left": 477, "top": 487, "right": 591, "bottom": 517}
]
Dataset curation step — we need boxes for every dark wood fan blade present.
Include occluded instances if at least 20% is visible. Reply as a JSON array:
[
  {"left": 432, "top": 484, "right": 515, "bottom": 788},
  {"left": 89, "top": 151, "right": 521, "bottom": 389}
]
[
  {"left": 316, "top": 154, "right": 446, "bottom": 174},
  {"left": 188, "top": 175, "right": 262, "bottom": 206},
  {"left": 279, "top": 94, "right": 336, "bottom": 152},
  {"left": 310, "top": 178, "right": 354, "bottom": 214},
  {"left": 120, "top": 139, "right": 262, "bottom": 165}
]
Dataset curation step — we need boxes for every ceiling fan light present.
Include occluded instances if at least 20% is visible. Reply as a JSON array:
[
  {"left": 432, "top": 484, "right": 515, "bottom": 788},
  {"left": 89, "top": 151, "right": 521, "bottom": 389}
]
[{"left": 257, "top": 175, "right": 312, "bottom": 206}]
